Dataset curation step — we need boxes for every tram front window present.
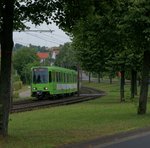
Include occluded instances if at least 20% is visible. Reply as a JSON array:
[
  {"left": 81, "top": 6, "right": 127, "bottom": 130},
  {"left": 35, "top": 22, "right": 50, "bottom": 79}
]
[{"left": 33, "top": 68, "right": 48, "bottom": 84}]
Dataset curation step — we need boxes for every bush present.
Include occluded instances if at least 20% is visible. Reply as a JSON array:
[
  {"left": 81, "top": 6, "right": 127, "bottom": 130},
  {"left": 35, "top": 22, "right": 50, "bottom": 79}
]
[
  {"left": 12, "top": 91, "right": 19, "bottom": 98},
  {"left": 13, "top": 81, "right": 22, "bottom": 91},
  {"left": 12, "top": 75, "right": 21, "bottom": 82}
]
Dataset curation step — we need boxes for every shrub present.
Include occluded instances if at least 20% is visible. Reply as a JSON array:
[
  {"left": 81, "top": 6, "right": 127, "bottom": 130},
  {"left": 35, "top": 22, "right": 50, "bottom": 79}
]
[
  {"left": 12, "top": 75, "right": 21, "bottom": 82},
  {"left": 12, "top": 91, "right": 19, "bottom": 98},
  {"left": 13, "top": 81, "right": 22, "bottom": 91}
]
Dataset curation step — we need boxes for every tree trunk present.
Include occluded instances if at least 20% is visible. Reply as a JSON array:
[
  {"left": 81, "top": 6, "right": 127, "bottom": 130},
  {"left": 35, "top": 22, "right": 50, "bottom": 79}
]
[
  {"left": 134, "top": 71, "right": 137, "bottom": 95},
  {"left": 120, "top": 70, "right": 125, "bottom": 102},
  {"left": 89, "top": 72, "right": 91, "bottom": 83},
  {"left": 138, "top": 50, "right": 150, "bottom": 115},
  {"left": 138, "top": 77, "right": 141, "bottom": 86},
  {"left": 109, "top": 75, "right": 112, "bottom": 84},
  {"left": 131, "top": 69, "right": 137, "bottom": 98},
  {"left": 98, "top": 73, "right": 100, "bottom": 83},
  {"left": 0, "top": 0, "right": 14, "bottom": 136},
  {"left": 80, "top": 69, "right": 82, "bottom": 82}
]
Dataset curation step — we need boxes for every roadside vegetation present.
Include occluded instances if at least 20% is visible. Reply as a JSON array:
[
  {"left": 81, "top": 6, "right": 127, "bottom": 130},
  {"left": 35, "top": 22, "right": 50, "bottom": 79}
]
[
  {"left": 12, "top": 85, "right": 32, "bottom": 102},
  {"left": 0, "top": 80, "right": 149, "bottom": 148}
]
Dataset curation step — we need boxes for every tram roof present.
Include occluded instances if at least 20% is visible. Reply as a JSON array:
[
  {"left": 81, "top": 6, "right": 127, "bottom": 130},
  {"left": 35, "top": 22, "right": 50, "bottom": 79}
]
[{"left": 31, "top": 66, "right": 77, "bottom": 74}]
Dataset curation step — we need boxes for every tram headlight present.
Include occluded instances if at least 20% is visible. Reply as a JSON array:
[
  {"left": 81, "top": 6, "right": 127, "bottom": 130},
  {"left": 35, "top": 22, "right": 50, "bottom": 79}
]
[
  {"left": 44, "top": 87, "right": 48, "bottom": 90},
  {"left": 33, "top": 87, "right": 37, "bottom": 90}
]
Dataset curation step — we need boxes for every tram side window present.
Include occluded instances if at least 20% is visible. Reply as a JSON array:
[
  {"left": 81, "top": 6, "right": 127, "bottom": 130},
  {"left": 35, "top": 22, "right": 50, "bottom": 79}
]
[
  {"left": 60, "top": 73, "right": 63, "bottom": 83},
  {"left": 74, "top": 75, "right": 76, "bottom": 83},
  {"left": 49, "top": 71, "right": 52, "bottom": 82},
  {"left": 67, "top": 74, "right": 68, "bottom": 83},
  {"left": 59, "top": 72, "right": 61, "bottom": 82},
  {"left": 69, "top": 74, "right": 71, "bottom": 83},
  {"left": 72, "top": 75, "right": 74, "bottom": 83},
  {"left": 56, "top": 72, "right": 61, "bottom": 82},
  {"left": 71, "top": 74, "right": 73, "bottom": 83},
  {"left": 64, "top": 73, "right": 66, "bottom": 83},
  {"left": 65, "top": 73, "right": 67, "bottom": 83},
  {"left": 73, "top": 75, "right": 74, "bottom": 83},
  {"left": 52, "top": 72, "right": 55, "bottom": 82},
  {"left": 75, "top": 75, "right": 77, "bottom": 82},
  {"left": 56, "top": 72, "right": 59, "bottom": 82},
  {"left": 61, "top": 73, "right": 64, "bottom": 83}
]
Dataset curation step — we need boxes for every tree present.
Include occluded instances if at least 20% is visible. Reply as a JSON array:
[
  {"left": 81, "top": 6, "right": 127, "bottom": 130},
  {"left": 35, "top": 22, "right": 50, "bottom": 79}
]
[
  {"left": 0, "top": 0, "right": 14, "bottom": 136},
  {"left": 122, "top": 0, "right": 150, "bottom": 114},
  {"left": 13, "top": 47, "right": 40, "bottom": 84},
  {"left": 72, "top": 15, "right": 107, "bottom": 80},
  {"left": 0, "top": 0, "right": 55, "bottom": 136},
  {"left": 13, "top": 43, "right": 25, "bottom": 51},
  {"left": 54, "top": 43, "right": 77, "bottom": 70}
]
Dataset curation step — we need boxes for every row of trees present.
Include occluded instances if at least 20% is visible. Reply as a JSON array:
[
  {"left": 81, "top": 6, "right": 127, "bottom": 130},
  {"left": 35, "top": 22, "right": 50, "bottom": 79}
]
[
  {"left": 71, "top": 2, "right": 143, "bottom": 101},
  {"left": 54, "top": 0, "right": 150, "bottom": 113},
  {"left": 13, "top": 43, "right": 49, "bottom": 52}
]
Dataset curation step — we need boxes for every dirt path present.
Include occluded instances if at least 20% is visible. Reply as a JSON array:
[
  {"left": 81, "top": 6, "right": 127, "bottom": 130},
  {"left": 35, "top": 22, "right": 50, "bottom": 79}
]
[{"left": 19, "top": 89, "right": 31, "bottom": 98}]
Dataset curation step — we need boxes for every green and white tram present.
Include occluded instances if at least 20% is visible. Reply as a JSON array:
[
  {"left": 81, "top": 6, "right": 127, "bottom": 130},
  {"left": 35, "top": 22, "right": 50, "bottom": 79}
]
[{"left": 31, "top": 66, "right": 77, "bottom": 99}]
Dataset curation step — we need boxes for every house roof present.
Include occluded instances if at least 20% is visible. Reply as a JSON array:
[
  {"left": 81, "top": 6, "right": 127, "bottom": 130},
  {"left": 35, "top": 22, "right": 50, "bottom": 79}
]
[{"left": 37, "top": 52, "right": 49, "bottom": 59}]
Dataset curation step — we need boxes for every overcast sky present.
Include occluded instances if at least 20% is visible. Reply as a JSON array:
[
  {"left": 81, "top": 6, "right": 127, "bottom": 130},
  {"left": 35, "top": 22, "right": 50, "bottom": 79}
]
[{"left": 13, "top": 22, "right": 71, "bottom": 48}]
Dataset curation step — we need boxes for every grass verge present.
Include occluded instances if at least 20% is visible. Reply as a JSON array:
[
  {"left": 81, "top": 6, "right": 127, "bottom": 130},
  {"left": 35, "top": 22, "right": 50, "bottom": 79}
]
[{"left": 0, "top": 80, "right": 150, "bottom": 148}]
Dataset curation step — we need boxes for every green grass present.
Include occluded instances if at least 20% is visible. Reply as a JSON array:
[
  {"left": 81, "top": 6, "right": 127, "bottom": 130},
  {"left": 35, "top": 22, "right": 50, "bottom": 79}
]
[{"left": 0, "top": 80, "right": 150, "bottom": 148}]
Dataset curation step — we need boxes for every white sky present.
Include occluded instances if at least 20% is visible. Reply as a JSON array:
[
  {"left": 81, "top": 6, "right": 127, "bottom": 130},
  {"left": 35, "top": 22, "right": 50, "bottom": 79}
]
[{"left": 13, "top": 22, "right": 71, "bottom": 48}]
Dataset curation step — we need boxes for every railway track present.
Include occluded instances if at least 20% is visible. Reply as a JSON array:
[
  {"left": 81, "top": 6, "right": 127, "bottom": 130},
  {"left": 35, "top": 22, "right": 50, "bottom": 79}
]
[{"left": 11, "top": 87, "right": 105, "bottom": 113}]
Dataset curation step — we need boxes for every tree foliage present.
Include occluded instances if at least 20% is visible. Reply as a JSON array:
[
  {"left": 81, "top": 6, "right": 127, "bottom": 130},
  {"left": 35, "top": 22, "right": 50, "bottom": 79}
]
[
  {"left": 52, "top": 0, "right": 149, "bottom": 109},
  {"left": 13, "top": 47, "right": 40, "bottom": 83},
  {"left": 54, "top": 43, "right": 77, "bottom": 70}
]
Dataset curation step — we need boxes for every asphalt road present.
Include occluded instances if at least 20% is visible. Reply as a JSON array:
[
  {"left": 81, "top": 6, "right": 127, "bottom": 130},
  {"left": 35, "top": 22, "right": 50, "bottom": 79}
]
[
  {"left": 100, "top": 131, "right": 150, "bottom": 148},
  {"left": 61, "top": 127, "right": 150, "bottom": 148}
]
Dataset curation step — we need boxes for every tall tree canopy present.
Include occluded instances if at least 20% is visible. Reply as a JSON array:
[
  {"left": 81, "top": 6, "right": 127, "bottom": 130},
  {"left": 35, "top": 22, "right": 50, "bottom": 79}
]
[
  {"left": 52, "top": 0, "right": 149, "bottom": 112},
  {"left": 54, "top": 43, "right": 77, "bottom": 70}
]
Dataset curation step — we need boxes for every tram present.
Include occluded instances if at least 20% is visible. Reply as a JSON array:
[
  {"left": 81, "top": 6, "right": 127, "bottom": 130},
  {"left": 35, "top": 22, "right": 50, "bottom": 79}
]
[{"left": 31, "top": 66, "right": 77, "bottom": 99}]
